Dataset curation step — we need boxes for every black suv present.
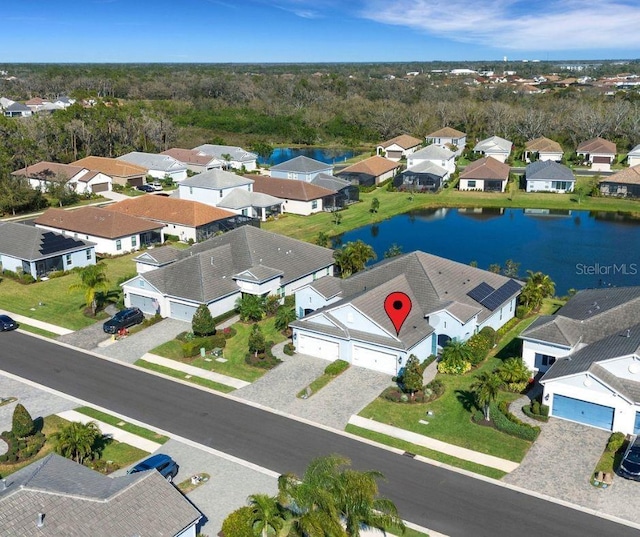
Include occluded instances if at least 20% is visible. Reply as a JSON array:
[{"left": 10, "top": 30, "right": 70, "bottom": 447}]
[
  {"left": 103, "top": 307, "right": 144, "bottom": 334},
  {"left": 618, "top": 435, "right": 640, "bottom": 480},
  {"left": 127, "top": 454, "right": 179, "bottom": 482}
]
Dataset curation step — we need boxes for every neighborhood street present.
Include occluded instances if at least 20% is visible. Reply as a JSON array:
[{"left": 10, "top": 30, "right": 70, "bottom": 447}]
[{"left": 1, "top": 330, "right": 638, "bottom": 537}]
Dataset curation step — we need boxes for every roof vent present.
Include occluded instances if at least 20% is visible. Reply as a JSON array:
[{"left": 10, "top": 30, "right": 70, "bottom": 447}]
[
  {"left": 626, "top": 329, "right": 631, "bottom": 338},
  {"left": 210, "top": 256, "right": 214, "bottom": 266},
  {"left": 37, "top": 513, "right": 45, "bottom": 528}
]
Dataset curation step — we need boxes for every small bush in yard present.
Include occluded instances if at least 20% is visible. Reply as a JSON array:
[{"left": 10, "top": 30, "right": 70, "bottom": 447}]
[
  {"left": 220, "top": 506, "right": 254, "bottom": 537},
  {"left": 479, "top": 326, "right": 497, "bottom": 346},
  {"left": 12, "top": 404, "right": 35, "bottom": 438},
  {"left": 491, "top": 402, "right": 540, "bottom": 441},
  {"left": 607, "top": 432, "right": 626, "bottom": 453},
  {"left": 465, "top": 332, "right": 492, "bottom": 366},
  {"left": 283, "top": 342, "right": 295, "bottom": 355},
  {"left": 191, "top": 304, "right": 216, "bottom": 337},
  {"left": 324, "top": 359, "right": 349, "bottom": 376}
]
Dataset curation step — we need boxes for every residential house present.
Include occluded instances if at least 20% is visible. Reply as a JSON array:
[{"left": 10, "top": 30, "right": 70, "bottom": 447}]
[
  {"left": 25, "top": 97, "right": 59, "bottom": 114},
  {"left": 122, "top": 226, "right": 334, "bottom": 321},
  {"left": 0, "top": 221, "right": 95, "bottom": 278},
  {"left": 599, "top": 165, "right": 640, "bottom": 198},
  {"left": 407, "top": 144, "right": 456, "bottom": 179},
  {"left": 375, "top": 134, "right": 422, "bottom": 161},
  {"left": 109, "top": 194, "right": 256, "bottom": 243},
  {"left": 291, "top": 252, "right": 521, "bottom": 375},
  {"left": 1, "top": 99, "right": 32, "bottom": 117},
  {"left": 473, "top": 135, "right": 513, "bottom": 163},
  {"left": 269, "top": 156, "right": 333, "bottom": 182},
  {"left": 53, "top": 95, "right": 75, "bottom": 108},
  {"left": 310, "top": 173, "right": 360, "bottom": 209},
  {"left": 520, "top": 287, "right": 640, "bottom": 434},
  {"left": 525, "top": 160, "right": 575, "bottom": 193},
  {"left": 458, "top": 157, "right": 510, "bottom": 192},
  {"left": 577, "top": 137, "right": 617, "bottom": 171},
  {"left": 250, "top": 175, "right": 336, "bottom": 216},
  {"left": 0, "top": 453, "right": 202, "bottom": 537},
  {"left": 425, "top": 127, "right": 467, "bottom": 155},
  {"left": 12, "top": 161, "right": 112, "bottom": 194},
  {"left": 117, "top": 152, "right": 188, "bottom": 182},
  {"left": 627, "top": 144, "right": 640, "bottom": 167},
  {"left": 336, "top": 156, "right": 400, "bottom": 187},
  {"left": 193, "top": 144, "right": 258, "bottom": 171},
  {"left": 178, "top": 169, "right": 282, "bottom": 221},
  {"left": 161, "top": 148, "right": 222, "bottom": 173},
  {"left": 396, "top": 161, "right": 448, "bottom": 192},
  {"left": 524, "top": 137, "right": 564, "bottom": 162},
  {"left": 35, "top": 207, "right": 164, "bottom": 255},
  {"left": 72, "top": 156, "right": 147, "bottom": 188}
]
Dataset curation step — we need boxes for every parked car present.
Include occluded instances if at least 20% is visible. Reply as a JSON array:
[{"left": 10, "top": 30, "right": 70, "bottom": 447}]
[
  {"left": 127, "top": 454, "right": 179, "bottom": 482},
  {"left": 137, "top": 184, "right": 155, "bottom": 192},
  {"left": 102, "top": 307, "right": 144, "bottom": 334},
  {"left": 0, "top": 315, "right": 18, "bottom": 331},
  {"left": 151, "top": 182, "right": 164, "bottom": 191},
  {"left": 618, "top": 435, "right": 640, "bottom": 480}
]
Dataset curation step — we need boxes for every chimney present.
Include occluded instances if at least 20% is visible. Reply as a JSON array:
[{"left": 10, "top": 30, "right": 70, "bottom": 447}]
[{"left": 37, "top": 513, "right": 45, "bottom": 528}]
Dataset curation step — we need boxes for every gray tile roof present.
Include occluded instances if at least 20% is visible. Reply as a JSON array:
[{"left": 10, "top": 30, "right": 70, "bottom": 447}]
[
  {"left": 116, "top": 152, "right": 187, "bottom": 173},
  {"left": 404, "top": 161, "right": 448, "bottom": 176},
  {"left": 474, "top": 135, "right": 513, "bottom": 154},
  {"left": 218, "top": 189, "right": 282, "bottom": 209},
  {"left": 525, "top": 160, "right": 575, "bottom": 182},
  {"left": 410, "top": 145, "right": 455, "bottom": 161},
  {"left": 310, "top": 173, "right": 350, "bottom": 191},
  {"left": 140, "top": 226, "right": 334, "bottom": 304},
  {"left": 234, "top": 265, "right": 284, "bottom": 283},
  {"left": 0, "top": 222, "right": 94, "bottom": 261},
  {"left": 181, "top": 169, "right": 254, "bottom": 189},
  {"left": 270, "top": 156, "right": 332, "bottom": 174},
  {"left": 193, "top": 144, "right": 257, "bottom": 163},
  {"left": 134, "top": 245, "right": 182, "bottom": 267},
  {"left": 628, "top": 144, "right": 640, "bottom": 157},
  {"left": 0, "top": 454, "right": 201, "bottom": 537},
  {"left": 521, "top": 315, "right": 583, "bottom": 347}
]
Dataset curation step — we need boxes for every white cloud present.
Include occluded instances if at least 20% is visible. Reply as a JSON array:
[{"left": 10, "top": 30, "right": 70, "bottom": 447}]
[{"left": 359, "top": 0, "right": 640, "bottom": 51}]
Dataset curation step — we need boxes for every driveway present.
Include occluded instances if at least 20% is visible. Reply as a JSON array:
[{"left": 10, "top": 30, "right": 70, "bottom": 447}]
[
  {"left": 235, "top": 346, "right": 393, "bottom": 430},
  {"left": 503, "top": 418, "right": 640, "bottom": 524}
]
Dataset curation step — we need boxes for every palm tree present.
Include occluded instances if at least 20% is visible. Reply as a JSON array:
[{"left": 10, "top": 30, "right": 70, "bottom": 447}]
[
  {"left": 498, "top": 357, "right": 531, "bottom": 384},
  {"left": 221, "top": 152, "right": 232, "bottom": 170},
  {"left": 333, "top": 240, "right": 376, "bottom": 279},
  {"left": 248, "top": 494, "right": 285, "bottom": 537},
  {"left": 235, "top": 294, "right": 266, "bottom": 322},
  {"left": 439, "top": 340, "right": 474, "bottom": 374},
  {"left": 471, "top": 372, "right": 504, "bottom": 421},
  {"left": 275, "top": 306, "right": 297, "bottom": 332},
  {"left": 520, "top": 270, "right": 555, "bottom": 312},
  {"left": 52, "top": 421, "right": 102, "bottom": 464},
  {"left": 68, "top": 262, "right": 109, "bottom": 316}
]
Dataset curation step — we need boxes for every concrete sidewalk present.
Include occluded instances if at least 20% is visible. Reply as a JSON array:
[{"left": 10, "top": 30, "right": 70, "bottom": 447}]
[
  {"left": 56, "top": 409, "right": 162, "bottom": 453},
  {"left": 349, "top": 416, "right": 519, "bottom": 473},
  {"left": 2, "top": 309, "right": 73, "bottom": 336},
  {"left": 140, "top": 353, "right": 250, "bottom": 389}
]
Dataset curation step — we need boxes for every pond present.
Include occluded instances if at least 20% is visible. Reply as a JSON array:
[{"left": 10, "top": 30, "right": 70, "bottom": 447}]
[
  {"left": 258, "top": 147, "right": 357, "bottom": 166},
  {"left": 337, "top": 208, "right": 640, "bottom": 295}
]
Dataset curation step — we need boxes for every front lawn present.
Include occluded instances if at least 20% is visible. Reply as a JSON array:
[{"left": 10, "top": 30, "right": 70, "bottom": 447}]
[
  {"left": 0, "top": 253, "right": 138, "bottom": 330},
  {"left": 150, "top": 316, "right": 287, "bottom": 382}
]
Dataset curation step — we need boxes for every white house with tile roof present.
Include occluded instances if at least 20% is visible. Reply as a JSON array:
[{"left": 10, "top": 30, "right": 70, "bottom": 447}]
[
  {"left": 407, "top": 144, "right": 456, "bottom": 179},
  {"left": 375, "top": 134, "right": 422, "bottom": 161},
  {"left": 521, "top": 287, "right": 640, "bottom": 433},
  {"left": 473, "top": 135, "right": 513, "bottom": 163},
  {"left": 269, "top": 156, "right": 333, "bottom": 182},
  {"left": 193, "top": 144, "right": 258, "bottom": 171},
  {"left": 525, "top": 160, "right": 575, "bottom": 193},
  {"left": 627, "top": 144, "right": 640, "bottom": 168},
  {"left": 577, "top": 137, "right": 617, "bottom": 171},
  {"left": 425, "top": 127, "right": 467, "bottom": 155},
  {"left": 524, "top": 137, "right": 564, "bottom": 162},
  {"left": 291, "top": 252, "right": 521, "bottom": 375},
  {"left": 117, "top": 152, "right": 188, "bottom": 182}
]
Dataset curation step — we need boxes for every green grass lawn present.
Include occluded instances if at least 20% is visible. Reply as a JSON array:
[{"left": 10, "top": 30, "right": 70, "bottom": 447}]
[
  {"left": 150, "top": 316, "right": 287, "bottom": 383},
  {"left": 0, "top": 253, "right": 138, "bottom": 330},
  {"left": 17, "top": 324, "right": 59, "bottom": 338},
  {"left": 356, "top": 317, "right": 539, "bottom": 464},
  {"left": 75, "top": 407, "right": 170, "bottom": 444},
  {"left": 135, "top": 359, "right": 236, "bottom": 393}
]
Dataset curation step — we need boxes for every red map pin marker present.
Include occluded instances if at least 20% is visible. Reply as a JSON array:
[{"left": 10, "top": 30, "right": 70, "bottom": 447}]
[{"left": 384, "top": 292, "right": 412, "bottom": 336}]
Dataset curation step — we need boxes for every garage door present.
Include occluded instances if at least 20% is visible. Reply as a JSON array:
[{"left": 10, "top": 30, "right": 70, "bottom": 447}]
[
  {"left": 169, "top": 301, "right": 198, "bottom": 322},
  {"left": 634, "top": 412, "right": 640, "bottom": 435},
  {"left": 129, "top": 294, "right": 157, "bottom": 315},
  {"left": 352, "top": 346, "right": 397, "bottom": 375},
  {"left": 297, "top": 334, "right": 339, "bottom": 361},
  {"left": 552, "top": 395, "right": 614, "bottom": 430},
  {"left": 92, "top": 182, "right": 110, "bottom": 193}
]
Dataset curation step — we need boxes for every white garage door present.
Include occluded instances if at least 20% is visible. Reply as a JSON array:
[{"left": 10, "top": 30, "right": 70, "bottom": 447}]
[
  {"left": 297, "top": 334, "right": 339, "bottom": 361},
  {"left": 352, "top": 346, "right": 397, "bottom": 375},
  {"left": 169, "top": 301, "right": 198, "bottom": 322},
  {"left": 129, "top": 294, "right": 157, "bottom": 315}
]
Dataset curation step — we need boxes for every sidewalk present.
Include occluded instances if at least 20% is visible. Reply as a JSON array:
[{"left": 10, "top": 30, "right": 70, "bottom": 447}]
[
  {"left": 140, "top": 353, "right": 250, "bottom": 389},
  {"left": 56, "top": 409, "right": 162, "bottom": 453},
  {"left": 2, "top": 309, "right": 73, "bottom": 336},
  {"left": 349, "top": 416, "right": 520, "bottom": 473}
]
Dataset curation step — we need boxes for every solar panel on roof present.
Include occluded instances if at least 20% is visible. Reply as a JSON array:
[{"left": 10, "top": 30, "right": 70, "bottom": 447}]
[
  {"left": 39, "top": 232, "right": 86, "bottom": 256},
  {"left": 467, "top": 282, "right": 495, "bottom": 303},
  {"left": 480, "top": 279, "right": 522, "bottom": 311}
]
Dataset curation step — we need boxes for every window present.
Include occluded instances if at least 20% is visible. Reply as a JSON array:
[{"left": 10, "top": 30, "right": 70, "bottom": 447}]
[
  {"left": 65, "top": 254, "right": 72, "bottom": 266},
  {"left": 467, "top": 180, "right": 476, "bottom": 188},
  {"left": 535, "top": 353, "right": 556, "bottom": 367},
  {"left": 219, "top": 190, "right": 223, "bottom": 197},
  {"left": 131, "top": 236, "right": 137, "bottom": 248},
  {"left": 551, "top": 181, "right": 571, "bottom": 191},
  {"left": 287, "top": 172, "right": 298, "bottom": 180},
  {"left": 189, "top": 187, "right": 193, "bottom": 195},
  {"left": 311, "top": 200, "right": 318, "bottom": 209},
  {"left": 116, "top": 239, "right": 122, "bottom": 251},
  {"left": 86, "top": 249, "right": 92, "bottom": 260}
]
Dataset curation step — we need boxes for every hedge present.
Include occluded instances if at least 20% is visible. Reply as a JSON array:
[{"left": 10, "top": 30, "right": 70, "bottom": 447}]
[
  {"left": 491, "top": 402, "right": 540, "bottom": 441},
  {"left": 0, "top": 430, "right": 46, "bottom": 463},
  {"left": 220, "top": 506, "right": 254, "bottom": 537},
  {"left": 182, "top": 334, "right": 227, "bottom": 357},
  {"left": 465, "top": 332, "right": 492, "bottom": 365},
  {"left": 324, "top": 359, "right": 349, "bottom": 376},
  {"left": 283, "top": 342, "right": 295, "bottom": 356}
]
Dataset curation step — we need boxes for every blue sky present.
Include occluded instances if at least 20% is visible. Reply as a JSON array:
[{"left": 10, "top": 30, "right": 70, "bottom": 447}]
[{"left": 2, "top": 0, "right": 639, "bottom": 63}]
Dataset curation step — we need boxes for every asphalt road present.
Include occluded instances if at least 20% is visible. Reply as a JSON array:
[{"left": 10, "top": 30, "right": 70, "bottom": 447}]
[{"left": 2, "top": 332, "right": 638, "bottom": 537}]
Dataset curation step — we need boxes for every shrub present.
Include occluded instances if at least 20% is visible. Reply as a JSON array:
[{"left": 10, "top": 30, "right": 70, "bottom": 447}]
[
  {"left": 191, "top": 304, "right": 216, "bottom": 337},
  {"left": 607, "top": 432, "right": 626, "bottom": 453},
  {"left": 12, "top": 404, "right": 35, "bottom": 438},
  {"left": 181, "top": 335, "right": 226, "bottom": 357},
  {"left": 479, "top": 326, "right": 497, "bottom": 346},
  {"left": 425, "top": 378, "right": 445, "bottom": 398},
  {"left": 437, "top": 359, "right": 472, "bottom": 375},
  {"left": 522, "top": 404, "right": 549, "bottom": 423},
  {"left": 491, "top": 402, "right": 540, "bottom": 441},
  {"left": 420, "top": 354, "right": 437, "bottom": 372},
  {"left": 496, "top": 317, "right": 521, "bottom": 339},
  {"left": 324, "top": 359, "right": 349, "bottom": 376},
  {"left": 220, "top": 505, "right": 255, "bottom": 537},
  {"left": 0, "top": 430, "right": 45, "bottom": 463},
  {"left": 516, "top": 305, "right": 530, "bottom": 319},
  {"left": 245, "top": 343, "right": 281, "bottom": 369},
  {"left": 248, "top": 324, "right": 266, "bottom": 354},
  {"left": 264, "top": 295, "right": 281, "bottom": 316},
  {"left": 283, "top": 342, "right": 295, "bottom": 356},
  {"left": 465, "top": 332, "right": 492, "bottom": 365}
]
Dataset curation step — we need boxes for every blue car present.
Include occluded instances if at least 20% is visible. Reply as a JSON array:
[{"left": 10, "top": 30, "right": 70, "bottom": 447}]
[
  {"left": 0, "top": 315, "right": 18, "bottom": 331},
  {"left": 127, "top": 454, "right": 179, "bottom": 482},
  {"left": 618, "top": 435, "right": 640, "bottom": 481}
]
